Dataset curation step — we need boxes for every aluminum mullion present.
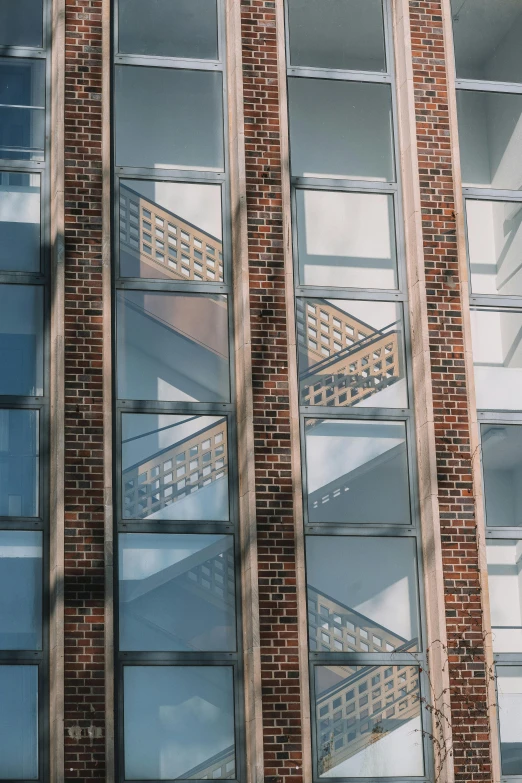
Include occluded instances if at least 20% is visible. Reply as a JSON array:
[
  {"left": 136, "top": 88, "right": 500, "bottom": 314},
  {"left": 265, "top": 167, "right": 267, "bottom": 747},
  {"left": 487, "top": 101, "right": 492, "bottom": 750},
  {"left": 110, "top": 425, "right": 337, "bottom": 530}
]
[
  {"left": 287, "top": 65, "right": 391, "bottom": 83},
  {"left": 456, "top": 79, "right": 522, "bottom": 94},
  {"left": 291, "top": 176, "right": 396, "bottom": 191},
  {"left": 295, "top": 286, "right": 405, "bottom": 301},
  {"left": 114, "top": 54, "right": 222, "bottom": 71},
  {"left": 114, "top": 166, "right": 226, "bottom": 182}
]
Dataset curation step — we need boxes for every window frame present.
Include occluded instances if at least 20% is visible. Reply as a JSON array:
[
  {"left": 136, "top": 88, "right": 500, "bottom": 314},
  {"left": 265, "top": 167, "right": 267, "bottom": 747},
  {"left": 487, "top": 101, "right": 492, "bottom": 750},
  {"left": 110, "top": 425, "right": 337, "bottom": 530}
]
[
  {"left": 0, "top": 0, "right": 50, "bottom": 779},
  {"left": 111, "top": 1, "right": 245, "bottom": 781},
  {"left": 284, "top": 0, "right": 432, "bottom": 780}
]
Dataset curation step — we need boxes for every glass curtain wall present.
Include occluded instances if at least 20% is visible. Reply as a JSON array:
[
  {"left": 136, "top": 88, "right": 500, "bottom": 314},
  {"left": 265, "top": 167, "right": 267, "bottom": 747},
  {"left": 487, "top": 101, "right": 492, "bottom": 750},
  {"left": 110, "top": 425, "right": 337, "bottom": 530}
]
[
  {"left": 451, "top": 1, "right": 522, "bottom": 778},
  {"left": 112, "top": 2, "right": 242, "bottom": 780},
  {"left": 0, "top": 2, "right": 48, "bottom": 779},
  {"left": 285, "top": 0, "right": 430, "bottom": 779}
]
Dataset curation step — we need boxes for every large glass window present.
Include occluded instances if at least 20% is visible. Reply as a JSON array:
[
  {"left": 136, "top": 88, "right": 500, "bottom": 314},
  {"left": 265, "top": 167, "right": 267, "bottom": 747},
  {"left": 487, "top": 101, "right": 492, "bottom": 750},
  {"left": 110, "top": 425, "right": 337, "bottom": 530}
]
[
  {"left": 117, "top": 291, "right": 230, "bottom": 403},
  {"left": 0, "top": 8, "right": 48, "bottom": 778},
  {"left": 481, "top": 424, "right": 522, "bottom": 527},
  {"left": 118, "top": 180, "right": 223, "bottom": 281},
  {"left": 288, "top": 79, "right": 395, "bottom": 182},
  {"left": 314, "top": 665, "right": 424, "bottom": 778},
  {"left": 487, "top": 540, "right": 522, "bottom": 652},
  {"left": 288, "top": 1, "right": 427, "bottom": 779},
  {"left": 451, "top": 0, "right": 522, "bottom": 85},
  {"left": 304, "top": 419, "right": 410, "bottom": 525},
  {"left": 123, "top": 666, "right": 236, "bottom": 780},
  {"left": 297, "top": 298, "right": 407, "bottom": 409},
  {"left": 296, "top": 189, "right": 398, "bottom": 289},
  {"left": 0, "top": 0, "right": 43, "bottom": 48},
  {"left": 0, "top": 58, "right": 45, "bottom": 162},
  {"left": 0, "top": 665, "right": 38, "bottom": 779},
  {"left": 115, "top": 66, "right": 224, "bottom": 171},
  {"left": 497, "top": 666, "right": 522, "bottom": 776},
  {"left": 113, "top": 1, "right": 242, "bottom": 777},
  {"left": 466, "top": 199, "right": 522, "bottom": 297},
  {"left": 471, "top": 309, "right": 522, "bottom": 412}
]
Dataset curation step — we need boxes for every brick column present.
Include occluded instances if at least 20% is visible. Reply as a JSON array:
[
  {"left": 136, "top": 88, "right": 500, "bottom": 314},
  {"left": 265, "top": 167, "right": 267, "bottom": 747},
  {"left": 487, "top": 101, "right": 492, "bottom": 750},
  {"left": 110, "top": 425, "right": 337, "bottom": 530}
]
[
  {"left": 63, "top": 1, "right": 107, "bottom": 779},
  {"left": 239, "top": 3, "right": 304, "bottom": 782},
  {"left": 408, "top": 2, "right": 492, "bottom": 780}
]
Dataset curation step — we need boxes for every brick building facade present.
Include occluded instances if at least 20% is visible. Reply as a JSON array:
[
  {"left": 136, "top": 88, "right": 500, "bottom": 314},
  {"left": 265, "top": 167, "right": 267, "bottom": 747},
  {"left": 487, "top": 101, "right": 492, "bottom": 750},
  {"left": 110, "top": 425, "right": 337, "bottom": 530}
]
[{"left": 0, "top": 0, "right": 520, "bottom": 782}]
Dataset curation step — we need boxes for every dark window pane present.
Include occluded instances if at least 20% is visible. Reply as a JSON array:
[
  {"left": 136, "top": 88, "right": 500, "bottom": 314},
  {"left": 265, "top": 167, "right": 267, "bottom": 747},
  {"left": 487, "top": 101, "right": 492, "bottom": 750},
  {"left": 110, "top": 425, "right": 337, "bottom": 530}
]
[
  {"left": 297, "top": 298, "right": 407, "bottom": 409},
  {"left": 119, "top": 180, "right": 223, "bottom": 281},
  {"left": 288, "top": 0, "right": 386, "bottom": 72},
  {"left": 0, "top": 531, "right": 42, "bottom": 649},
  {"left": 457, "top": 90, "right": 522, "bottom": 191},
  {"left": 0, "top": 665, "right": 38, "bottom": 779},
  {"left": 115, "top": 66, "right": 224, "bottom": 171},
  {"left": 471, "top": 309, "right": 522, "bottom": 411},
  {"left": 0, "top": 171, "right": 40, "bottom": 273},
  {"left": 122, "top": 414, "right": 229, "bottom": 521},
  {"left": 305, "top": 419, "right": 410, "bottom": 524},
  {"left": 487, "top": 540, "right": 522, "bottom": 652},
  {"left": 119, "top": 0, "right": 218, "bottom": 59},
  {"left": 124, "top": 666, "right": 235, "bottom": 780},
  {"left": 0, "top": 408, "right": 39, "bottom": 516},
  {"left": 0, "top": 0, "right": 43, "bottom": 47},
  {"left": 0, "top": 285, "right": 44, "bottom": 396},
  {"left": 306, "top": 536, "right": 420, "bottom": 652},
  {"left": 288, "top": 79, "right": 395, "bottom": 181},
  {"left": 296, "top": 190, "right": 397, "bottom": 288},
  {"left": 314, "top": 665, "right": 423, "bottom": 777},
  {"left": 466, "top": 199, "right": 522, "bottom": 296},
  {"left": 119, "top": 533, "right": 236, "bottom": 651},
  {"left": 451, "top": 0, "right": 522, "bottom": 84},
  {"left": 498, "top": 666, "right": 522, "bottom": 776},
  {"left": 482, "top": 425, "right": 522, "bottom": 527},
  {"left": 0, "top": 59, "right": 45, "bottom": 162},
  {"left": 117, "top": 291, "right": 230, "bottom": 403}
]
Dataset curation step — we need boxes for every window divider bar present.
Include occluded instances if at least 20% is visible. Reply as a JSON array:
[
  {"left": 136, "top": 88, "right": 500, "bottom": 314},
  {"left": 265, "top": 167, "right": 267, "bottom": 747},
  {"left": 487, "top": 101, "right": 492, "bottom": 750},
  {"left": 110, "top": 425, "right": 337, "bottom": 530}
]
[
  {"left": 456, "top": 78, "right": 522, "bottom": 94},
  {"left": 114, "top": 54, "right": 223, "bottom": 71},
  {"left": 287, "top": 65, "right": 391, "bottom": 83}
]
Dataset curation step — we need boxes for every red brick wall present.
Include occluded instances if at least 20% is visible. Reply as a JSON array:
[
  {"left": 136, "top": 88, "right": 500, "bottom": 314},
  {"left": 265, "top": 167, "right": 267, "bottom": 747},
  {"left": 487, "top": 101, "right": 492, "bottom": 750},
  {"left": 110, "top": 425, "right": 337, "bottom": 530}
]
[
  {"left": 408, "top": 1, "right": 492, "bottom": 780},
  {"left": 240, "top": 2, "right": 304, "bottom": 782},
  {"left": 63, "top": 0, "right": 106, "bottom": 779}
]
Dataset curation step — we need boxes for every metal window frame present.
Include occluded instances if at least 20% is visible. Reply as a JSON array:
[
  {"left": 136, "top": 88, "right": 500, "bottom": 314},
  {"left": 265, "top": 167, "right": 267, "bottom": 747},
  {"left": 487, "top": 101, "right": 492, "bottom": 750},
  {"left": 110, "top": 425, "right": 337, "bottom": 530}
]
[
  {"left": 452, "top": 13, "right": 522, "bottom": 776},
  {"left": 111, "top": 1, "right": 245, "bottom": 781},
  {"left": 0, "top": 1, "right": 51, "bottom": 780},
  {"left": 283, "top": 0, "right": 433, "bottom": 780}
]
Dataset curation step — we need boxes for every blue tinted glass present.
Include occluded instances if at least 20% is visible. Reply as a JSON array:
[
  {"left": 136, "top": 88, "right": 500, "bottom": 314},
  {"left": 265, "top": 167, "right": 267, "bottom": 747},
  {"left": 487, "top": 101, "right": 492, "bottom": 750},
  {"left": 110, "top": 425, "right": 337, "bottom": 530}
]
[
  {"left": 0, "top": 666, "right": 38, "bottom": 779},
  {"left": 0, "top": 409, "right": 39, "bottom": 517},
  {"left": 0, "top": 172, "right": 40, "bottom": 273},
  {"left": 0, "top": 531, "right": 42, "bottom": 649},
  {"left": 0, "top": 59, "right": 45, "bottom": 161},
  {"left": 0, "top": 1, "right": 43, "bottom": 48},
  {"left": 124, "top": 666, "right": 235, "bottom": 780},
  {"left": 119, "top": 534, "right": 236, "bottom": 652},
  {"left": 0, "top": 285, "right": 44, "bottom": 396}
]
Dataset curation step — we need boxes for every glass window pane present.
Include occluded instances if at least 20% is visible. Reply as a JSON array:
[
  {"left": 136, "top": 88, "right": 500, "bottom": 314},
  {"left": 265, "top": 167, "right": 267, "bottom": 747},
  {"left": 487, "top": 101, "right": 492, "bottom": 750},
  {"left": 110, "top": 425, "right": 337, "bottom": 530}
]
[
  {"left": 487, "top": 540, "right": 522, "bottom": 652},
  {"left": 119, "top": 180, "right": 223, "bottom": 281},
  {"left": 0, "top": 285, "right": 44, "bottom": 396},
  {"left": 297, "top": 298, "right": 407, "bottom": 409},
  {"left": 0, "top": 58, "right": 45, "bottom": 162},
  {"left": 296, "top": 190, "right": 397, "bottom": 289},
  {"left": 124, "top": 666, "right": 235, "bottom": 780},
  {"left": 0, "top": 171, "right": 40, "bottom": 273},
  {"left": 0, "top": 409, "right": 39, "bottom": 517},
  {"left": 0, "top": 0, "right": 43, "bottom": 48},
  {"left": 498, "top": 666, "right": 522, "bottom": 776},
  {"left": 287, "top": 0, "right": 386, "bottom": 72},
  {"left": 471, "top": 309, "right": 522, "bottom": 411},
  {"left": 119, "top": 533, "right": 236, "bottom": 651},
  {"left": 306, "top": 536, "right": 420, "bottom": 652},
  {"left": 288, "top": 79, "right": 395, "bottom": 181},
  {"left": 117, "top": 291, "right": 230, "bottom": 403},
  {"left": 115, "top": 66, "right": 224, "bottom": 171},
  {"left": 457, "top": 90, "right": 522, "bottom": 191},
  {"left": 118, "top": 0, "right": 218, "bottom": 60},
  {"left": 0, "top": 665, "right": 38, "bottom": 779},
  {"left": 122, "top": 414, "right": 229, "bottom": 521},
  {"left": 314, "top": 665, "right": 423, "bottom": 778},
  {"left": 451, "top": 0, "right": 522, "bottom": 84},
  {"left": 0, "top": 531, "right": 42, "bottom": 650},
  {"left": 305, "top": 419, "right": 410, "bottom": 524},
  {"left": 481, "top": 424, "right": 522, "bottom": 527},
  {"left": 467, "top": 199, "right": 522, "bottom": 297}
]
